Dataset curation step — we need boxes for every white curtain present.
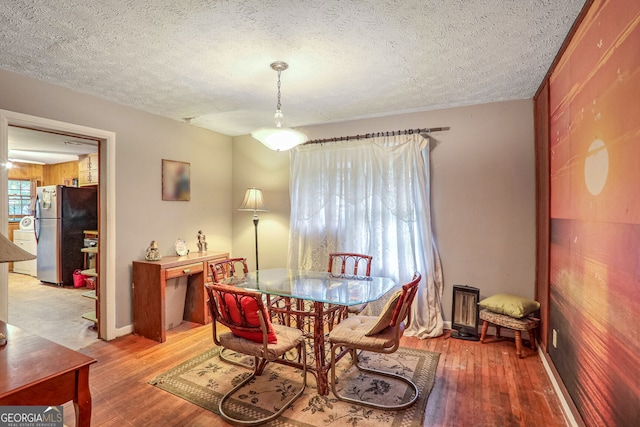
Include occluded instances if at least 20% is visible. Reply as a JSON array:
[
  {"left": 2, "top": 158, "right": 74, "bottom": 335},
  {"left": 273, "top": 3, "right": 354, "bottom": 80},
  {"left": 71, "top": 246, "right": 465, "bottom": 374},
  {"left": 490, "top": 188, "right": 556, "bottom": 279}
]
[{"left": 288, "top": 133, "right": 444, "bottom": 338}]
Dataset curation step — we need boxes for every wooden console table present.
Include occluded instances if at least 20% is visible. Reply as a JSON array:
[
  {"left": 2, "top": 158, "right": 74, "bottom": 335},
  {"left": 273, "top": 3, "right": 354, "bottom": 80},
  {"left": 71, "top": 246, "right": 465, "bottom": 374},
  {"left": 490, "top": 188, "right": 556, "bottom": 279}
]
[
  {"left": 132, "top": 251, "right": 228, "bottom": 342},
  {"left": 0, "top": 321, "right": 96, "bottom": 427}
]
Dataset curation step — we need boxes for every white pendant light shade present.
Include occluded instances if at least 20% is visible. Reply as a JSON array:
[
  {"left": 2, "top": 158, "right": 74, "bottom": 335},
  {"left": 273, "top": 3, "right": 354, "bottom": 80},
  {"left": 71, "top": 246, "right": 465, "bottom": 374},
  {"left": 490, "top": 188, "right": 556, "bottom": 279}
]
[
  {"left": 251, "top": 127, "right": 308, "bottom": 151},
  {"left": 252, "top": 61, "right": 308, "bottom": 151}
]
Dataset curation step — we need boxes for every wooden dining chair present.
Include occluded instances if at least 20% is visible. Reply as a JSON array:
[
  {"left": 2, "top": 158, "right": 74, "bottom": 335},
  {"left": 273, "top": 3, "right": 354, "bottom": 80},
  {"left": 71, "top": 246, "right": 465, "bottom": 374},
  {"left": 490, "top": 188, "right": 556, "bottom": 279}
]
[
  {"left": 212, "top": 257, "right": 284, "bottom": 322},
  {"left": 205, "top": 283, "right": 307, "bottom": 426},
  {"left": 209, "top": 257, "right": 251, "bottom": 367},
  {"left": 328, "top": 272, "right": 421, "bottom": 410},
  {"left": 209, "top": 257, "right": 249, "bottom": 283},
  {"left": 328, "top": 252, "right": 373, "bottom": 315}
]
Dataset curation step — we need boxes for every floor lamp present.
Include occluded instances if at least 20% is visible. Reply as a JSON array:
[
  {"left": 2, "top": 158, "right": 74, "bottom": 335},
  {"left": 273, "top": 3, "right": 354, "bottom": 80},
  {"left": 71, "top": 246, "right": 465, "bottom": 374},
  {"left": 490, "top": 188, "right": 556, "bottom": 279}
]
[
  {"left": 238, "top": 188, "right": 269, "bottom": 271},
  {"left": 0, "top": 232, "right": 36, "bottom": 345}
]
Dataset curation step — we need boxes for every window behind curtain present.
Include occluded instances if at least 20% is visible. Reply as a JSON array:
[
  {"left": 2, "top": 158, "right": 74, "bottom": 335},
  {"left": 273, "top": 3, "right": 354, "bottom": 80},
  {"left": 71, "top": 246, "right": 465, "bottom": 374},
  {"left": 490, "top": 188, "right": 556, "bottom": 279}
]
[
  {"left": 8, "top": 179, "right": 33, "bottom": 219},
  {"left": 288, "top": 134, "right": 444, "bottom": 337}
]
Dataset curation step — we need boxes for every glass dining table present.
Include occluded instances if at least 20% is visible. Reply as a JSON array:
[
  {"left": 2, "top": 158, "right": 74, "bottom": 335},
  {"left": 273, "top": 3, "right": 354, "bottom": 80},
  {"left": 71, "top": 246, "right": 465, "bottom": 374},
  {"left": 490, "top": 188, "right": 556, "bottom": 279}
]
[{"left": 222, "top": 268, "right": 397, "bottom": 395}]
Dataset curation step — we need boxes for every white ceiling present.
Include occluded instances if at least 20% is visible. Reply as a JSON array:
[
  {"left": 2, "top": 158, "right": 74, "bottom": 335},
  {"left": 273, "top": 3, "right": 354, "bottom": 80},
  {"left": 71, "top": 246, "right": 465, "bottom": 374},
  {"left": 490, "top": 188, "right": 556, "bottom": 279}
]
[
  {"left": 7, "top": 127, "right": 98, "bottom": 165},
  {"left": 1, "top": 0, "right": 585, "bottom": 140}
]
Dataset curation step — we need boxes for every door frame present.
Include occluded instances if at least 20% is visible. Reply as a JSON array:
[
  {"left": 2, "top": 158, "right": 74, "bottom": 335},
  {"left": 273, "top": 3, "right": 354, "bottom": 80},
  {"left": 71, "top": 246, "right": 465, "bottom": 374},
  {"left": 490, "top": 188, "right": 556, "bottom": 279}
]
[{"left": 0, "top": 110, "right": 117, "bottom": 340}]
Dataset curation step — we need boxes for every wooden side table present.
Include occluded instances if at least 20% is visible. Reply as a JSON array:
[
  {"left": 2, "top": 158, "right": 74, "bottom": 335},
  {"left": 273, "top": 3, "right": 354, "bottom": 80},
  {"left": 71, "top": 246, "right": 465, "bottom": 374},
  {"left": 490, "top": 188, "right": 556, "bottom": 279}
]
[{"left": 0, "top": 321, "right": 96, "bottom": 426}]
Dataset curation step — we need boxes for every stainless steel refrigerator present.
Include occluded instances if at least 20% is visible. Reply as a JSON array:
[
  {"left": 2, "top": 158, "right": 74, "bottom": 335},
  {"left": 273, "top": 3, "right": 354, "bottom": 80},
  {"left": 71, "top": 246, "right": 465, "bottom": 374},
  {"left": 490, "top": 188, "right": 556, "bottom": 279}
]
[{"left": 35, "top": 185, "right": 98, "bottom": 286}]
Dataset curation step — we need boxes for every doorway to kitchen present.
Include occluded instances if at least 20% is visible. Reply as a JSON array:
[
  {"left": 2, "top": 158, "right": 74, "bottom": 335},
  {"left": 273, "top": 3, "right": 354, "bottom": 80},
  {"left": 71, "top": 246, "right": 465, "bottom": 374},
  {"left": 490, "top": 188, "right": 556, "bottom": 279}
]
[
  {"left": 7, "top": 125, "right": 100, "bottom": 349},
  {"left": 1, "top": 110, "right": 116, "bottom": 342}
]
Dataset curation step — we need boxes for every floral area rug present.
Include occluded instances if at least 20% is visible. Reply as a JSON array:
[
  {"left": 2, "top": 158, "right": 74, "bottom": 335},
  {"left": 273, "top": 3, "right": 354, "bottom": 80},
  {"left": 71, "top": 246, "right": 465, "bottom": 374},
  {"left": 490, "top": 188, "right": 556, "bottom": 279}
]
[{"left": 149, "top": 345, "right": 440, "bottom": 427}]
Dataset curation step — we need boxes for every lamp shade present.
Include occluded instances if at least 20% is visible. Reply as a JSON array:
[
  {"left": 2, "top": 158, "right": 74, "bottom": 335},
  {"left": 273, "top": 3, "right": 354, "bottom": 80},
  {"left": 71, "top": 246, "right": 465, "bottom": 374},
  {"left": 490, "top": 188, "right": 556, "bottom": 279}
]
[
  {"left": 0, "top": 233, "right": 36, "bottom": 263},
  {"left": 238, "top": 188, "right": 269, "bottom": 212},
  {"left": 251, "top": 127, "right": 308, "bottom": 151}
]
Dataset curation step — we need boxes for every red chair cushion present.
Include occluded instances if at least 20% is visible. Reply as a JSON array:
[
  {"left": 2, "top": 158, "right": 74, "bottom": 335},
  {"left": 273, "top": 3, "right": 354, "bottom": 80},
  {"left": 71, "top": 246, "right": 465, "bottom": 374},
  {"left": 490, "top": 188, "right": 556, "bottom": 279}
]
[{"left": 224, "top": 293, "right": 277, "bottom": 344}]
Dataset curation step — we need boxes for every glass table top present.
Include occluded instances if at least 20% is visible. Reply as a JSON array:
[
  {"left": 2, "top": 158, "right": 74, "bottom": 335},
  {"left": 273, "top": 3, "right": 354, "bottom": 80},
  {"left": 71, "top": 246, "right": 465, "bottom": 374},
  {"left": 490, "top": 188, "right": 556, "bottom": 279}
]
[{"left": 224, "top": 268, "right": 397, "bottom": 306}]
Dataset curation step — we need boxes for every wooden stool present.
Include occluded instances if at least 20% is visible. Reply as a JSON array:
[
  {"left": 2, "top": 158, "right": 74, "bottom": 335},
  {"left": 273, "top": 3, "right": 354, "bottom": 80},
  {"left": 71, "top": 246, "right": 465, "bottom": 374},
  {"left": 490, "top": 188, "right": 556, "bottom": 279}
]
[{"left": 479, "top": 309, "right": 540, "bottom": 358}]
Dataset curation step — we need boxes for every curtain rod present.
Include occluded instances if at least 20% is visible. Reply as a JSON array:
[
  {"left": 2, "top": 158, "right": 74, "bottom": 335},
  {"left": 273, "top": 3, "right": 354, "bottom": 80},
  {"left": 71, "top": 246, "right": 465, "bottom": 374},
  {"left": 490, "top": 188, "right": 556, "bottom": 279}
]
[{"left": 303, "top": 127, "right": 450, "bottom": 145}]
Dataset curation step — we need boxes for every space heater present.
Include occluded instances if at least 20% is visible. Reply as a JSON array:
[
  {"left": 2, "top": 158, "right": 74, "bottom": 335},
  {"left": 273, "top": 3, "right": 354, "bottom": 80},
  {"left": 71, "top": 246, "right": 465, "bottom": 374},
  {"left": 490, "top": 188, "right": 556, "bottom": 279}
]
[{"left": 450, "top": 285, "right": 480, "bottom": 341}]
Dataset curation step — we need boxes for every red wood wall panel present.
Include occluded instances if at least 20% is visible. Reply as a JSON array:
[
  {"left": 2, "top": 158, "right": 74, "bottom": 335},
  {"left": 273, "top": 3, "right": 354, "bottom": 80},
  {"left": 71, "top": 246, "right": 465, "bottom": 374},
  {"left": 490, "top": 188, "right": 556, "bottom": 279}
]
[{"left": 547, "top": 0, "right": 640, "bottom": 425}]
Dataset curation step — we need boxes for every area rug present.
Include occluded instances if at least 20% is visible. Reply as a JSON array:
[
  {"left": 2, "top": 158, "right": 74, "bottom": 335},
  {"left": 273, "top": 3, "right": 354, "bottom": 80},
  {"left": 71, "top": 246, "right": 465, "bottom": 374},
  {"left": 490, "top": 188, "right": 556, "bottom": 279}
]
[{"left": 149, "top": 346, "right": 440, "bottom": 426}]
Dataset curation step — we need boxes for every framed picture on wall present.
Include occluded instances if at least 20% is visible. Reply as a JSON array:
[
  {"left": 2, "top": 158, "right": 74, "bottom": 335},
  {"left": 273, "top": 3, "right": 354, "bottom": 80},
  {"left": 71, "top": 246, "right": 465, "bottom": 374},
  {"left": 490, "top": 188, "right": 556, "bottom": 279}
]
[{"left": 162, "top": 159, "right": 190, "bottom": 201}]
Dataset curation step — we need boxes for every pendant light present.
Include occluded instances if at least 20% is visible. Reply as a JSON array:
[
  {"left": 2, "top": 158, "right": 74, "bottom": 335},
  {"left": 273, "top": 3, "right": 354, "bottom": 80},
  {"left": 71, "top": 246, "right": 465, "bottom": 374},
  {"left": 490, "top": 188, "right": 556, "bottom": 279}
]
[{"left": 251, "top": 61, "right": 308, "bottom": 151}]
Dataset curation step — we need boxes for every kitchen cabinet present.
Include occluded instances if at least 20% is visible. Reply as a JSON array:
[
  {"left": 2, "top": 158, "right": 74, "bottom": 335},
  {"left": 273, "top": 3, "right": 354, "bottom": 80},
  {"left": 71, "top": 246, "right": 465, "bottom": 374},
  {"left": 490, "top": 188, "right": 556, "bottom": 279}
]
[{"left": 78, "top": 153, "right": 98, "bottom": 186}]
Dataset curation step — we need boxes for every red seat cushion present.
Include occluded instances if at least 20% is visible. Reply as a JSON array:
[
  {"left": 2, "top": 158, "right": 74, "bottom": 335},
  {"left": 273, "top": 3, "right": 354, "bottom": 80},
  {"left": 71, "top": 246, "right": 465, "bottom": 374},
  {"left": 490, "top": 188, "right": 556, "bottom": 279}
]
[{"left": 224, "top": 293, "right": 277, "bottom": 344}]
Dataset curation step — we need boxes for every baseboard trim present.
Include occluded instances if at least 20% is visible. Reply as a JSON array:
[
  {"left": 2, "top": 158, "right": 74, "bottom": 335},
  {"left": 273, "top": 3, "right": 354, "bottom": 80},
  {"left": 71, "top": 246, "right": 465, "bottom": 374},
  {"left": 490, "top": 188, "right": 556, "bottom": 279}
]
[
  {"left": 114, "top": 324, "right": 133, "bottom": 339},
  {"left": 538, "top": 346, "right": 583, "bottom": 427}
]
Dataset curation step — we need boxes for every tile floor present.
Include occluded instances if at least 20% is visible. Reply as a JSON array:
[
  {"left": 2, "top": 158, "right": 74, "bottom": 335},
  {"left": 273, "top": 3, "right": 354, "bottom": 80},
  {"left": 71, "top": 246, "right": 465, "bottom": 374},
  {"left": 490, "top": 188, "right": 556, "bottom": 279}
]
[{"left": 8, "top": 272, "right": 100, "bottom": 350}]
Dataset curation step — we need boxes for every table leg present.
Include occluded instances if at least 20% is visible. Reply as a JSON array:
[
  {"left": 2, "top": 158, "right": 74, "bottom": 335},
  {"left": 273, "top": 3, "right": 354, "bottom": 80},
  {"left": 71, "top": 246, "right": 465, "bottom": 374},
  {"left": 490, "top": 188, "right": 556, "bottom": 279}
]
[
  {"left": 74, "top": 366, "right": 92, "bottom": 427},
  {"left": 270, "top": 298, "right": 342, "bottom": 395},
  {"left": 313, "top": 301, "right": 329, "bottom": 396}
]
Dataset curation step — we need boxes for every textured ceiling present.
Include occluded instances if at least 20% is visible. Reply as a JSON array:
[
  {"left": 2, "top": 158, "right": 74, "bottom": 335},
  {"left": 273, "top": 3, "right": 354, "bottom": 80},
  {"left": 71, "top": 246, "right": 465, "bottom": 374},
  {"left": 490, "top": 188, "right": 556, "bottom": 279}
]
[{"left": 0, "top": 0, "right": 585, "bottom": 137}]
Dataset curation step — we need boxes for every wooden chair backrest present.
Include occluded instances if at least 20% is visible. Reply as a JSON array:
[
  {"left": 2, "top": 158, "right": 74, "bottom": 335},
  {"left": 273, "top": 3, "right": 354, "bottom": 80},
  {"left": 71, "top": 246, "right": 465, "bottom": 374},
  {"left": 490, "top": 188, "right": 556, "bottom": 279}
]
[
  {"left": 389, "top": 272, "right": 421, "bottom": 330},
  {"left": 328, "top": 252, "right": 372, "bottom": 277},
  {"left": 210, "top": 257, "right": 249, "bottom": 283}
]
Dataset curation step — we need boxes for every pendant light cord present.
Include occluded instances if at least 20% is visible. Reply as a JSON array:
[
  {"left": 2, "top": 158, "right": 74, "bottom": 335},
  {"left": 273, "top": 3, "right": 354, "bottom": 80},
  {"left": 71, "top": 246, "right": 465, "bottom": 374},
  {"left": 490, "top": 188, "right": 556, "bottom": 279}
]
[{"left": 276, "top": 69, "right": 282, "bottom": 111}]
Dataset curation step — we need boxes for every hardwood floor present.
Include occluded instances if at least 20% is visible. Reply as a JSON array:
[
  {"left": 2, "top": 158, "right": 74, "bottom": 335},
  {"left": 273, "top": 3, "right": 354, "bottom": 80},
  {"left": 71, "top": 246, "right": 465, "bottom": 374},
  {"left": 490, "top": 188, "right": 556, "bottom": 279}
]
[{"left": 58, "top": 322, "right": 567, "bottom": 427}]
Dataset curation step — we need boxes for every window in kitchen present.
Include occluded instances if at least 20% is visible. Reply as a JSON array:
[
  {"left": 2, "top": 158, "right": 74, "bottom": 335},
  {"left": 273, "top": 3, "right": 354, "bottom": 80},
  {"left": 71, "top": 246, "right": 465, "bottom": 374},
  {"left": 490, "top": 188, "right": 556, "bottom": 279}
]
[{"left": 8, "top": 179, "right": 33, "bottom": 219}]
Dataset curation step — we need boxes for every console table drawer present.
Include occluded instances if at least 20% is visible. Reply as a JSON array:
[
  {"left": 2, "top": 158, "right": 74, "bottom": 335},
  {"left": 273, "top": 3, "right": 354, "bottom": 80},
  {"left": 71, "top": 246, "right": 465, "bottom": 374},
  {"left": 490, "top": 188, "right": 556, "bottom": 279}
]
[{"left": 165, "top": 262, "right": 204, "bottom": 280}]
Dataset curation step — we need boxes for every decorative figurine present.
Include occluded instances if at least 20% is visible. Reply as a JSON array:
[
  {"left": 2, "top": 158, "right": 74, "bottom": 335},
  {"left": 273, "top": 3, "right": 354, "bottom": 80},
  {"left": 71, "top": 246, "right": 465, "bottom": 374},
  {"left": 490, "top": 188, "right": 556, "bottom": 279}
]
[
  {"left": 197, "top": 230, "right": 208, "bottom": 252},
  {"left": 145, "top": 240, "right": 162, "bottom": 261}
]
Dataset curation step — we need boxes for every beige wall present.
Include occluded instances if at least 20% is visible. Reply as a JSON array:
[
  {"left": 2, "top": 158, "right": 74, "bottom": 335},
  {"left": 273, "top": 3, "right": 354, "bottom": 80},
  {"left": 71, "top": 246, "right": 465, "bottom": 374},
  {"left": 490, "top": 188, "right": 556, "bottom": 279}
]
[
  {"left": 0, "top": 63, "right": 535, "bottom": 332},
  {"left": 0, "top": 68, "right": 233, "bottom": 329},
  {"left": 231, "top": 136, "right": 291, "bottom": 270},
  {"left": 232, "top": 99, "right": 536, "bottom": 324}
]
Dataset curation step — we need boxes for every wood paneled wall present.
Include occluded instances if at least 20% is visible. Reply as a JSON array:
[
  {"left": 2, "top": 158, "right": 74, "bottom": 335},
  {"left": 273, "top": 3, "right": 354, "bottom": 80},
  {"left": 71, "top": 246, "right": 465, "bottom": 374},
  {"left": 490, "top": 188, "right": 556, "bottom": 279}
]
[
  {"left": 43, "top": 161, "right": 79, "bottom": 186},
  {"left": 7, "top": 162, "right": 44, "bottom": 182},
  {"left": 534, "top": 80, "right": 550, "bottom": 352},
  {"left": 534, "top": 0, "right": 640, "bottom": 425},
  {"left": 6, "top": 161, "right": 79, "bottom": 271},
  {"left": 7, "top": 161, "right": 79, "bottom": 238},
  {"left": 7, "top": 160, "right": 78, "bottom": 186}
]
